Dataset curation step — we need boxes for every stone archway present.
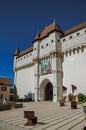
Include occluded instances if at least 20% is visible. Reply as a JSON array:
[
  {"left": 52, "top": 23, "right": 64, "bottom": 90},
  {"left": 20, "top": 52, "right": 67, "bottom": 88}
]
[
  {"left": 39, "top": 79, "right": 53, "bottom": 101},
  {"left": 45, "top": 82, "right": 53, "bottom": 101}
]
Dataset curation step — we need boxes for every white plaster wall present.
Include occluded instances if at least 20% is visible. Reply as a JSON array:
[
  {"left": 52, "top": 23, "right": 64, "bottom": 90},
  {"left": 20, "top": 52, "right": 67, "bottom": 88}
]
[
  {"left": 16, "top": 66, "right": 35, "bottom": 98},
  {"left": 15, "top": 52, "right": 33, "bottom": 69},
  {"left": 33, "top": 41, "right": 39, "bottom": 59},
  {"left": 39, "top": 33, "right": 56, "bottom": 57},
  {"left": 14, "top": 26, "right": 86, "bottom": 101},
  {"left": 62, "top": 28, "right": 86, "bottom": 51},
  {"left": 63, "top": 50, "right": 86, "bottom": 95}
]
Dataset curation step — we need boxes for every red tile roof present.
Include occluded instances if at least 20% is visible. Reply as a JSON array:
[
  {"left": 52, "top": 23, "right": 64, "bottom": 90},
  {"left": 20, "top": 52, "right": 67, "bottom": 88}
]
[
  {"left": 0, "top": 77, "right": 12, "bottom": 86},
  {"left": 15, "top": 21, "right": 86, "bottom": 58},
  {"left": 33, "top": 22, "right": 63, "bottom": 42},
  {"left": 17, "top": 46, "right": 33, "bottom": 58},
  {"left": 63, "top": 22, "right": 86, "bottom": 36}
]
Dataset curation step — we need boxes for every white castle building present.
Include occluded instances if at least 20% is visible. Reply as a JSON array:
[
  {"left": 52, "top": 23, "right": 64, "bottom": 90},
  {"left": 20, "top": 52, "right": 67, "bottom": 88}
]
[{"left": 14, "top": 21, "right": 86, "bottom": 102}]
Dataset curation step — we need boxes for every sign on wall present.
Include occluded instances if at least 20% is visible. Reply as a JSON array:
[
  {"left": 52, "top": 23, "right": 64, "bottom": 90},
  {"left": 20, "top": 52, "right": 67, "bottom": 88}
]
[{"left": 41, "top": 60, "right": 52, "bottom": 75}]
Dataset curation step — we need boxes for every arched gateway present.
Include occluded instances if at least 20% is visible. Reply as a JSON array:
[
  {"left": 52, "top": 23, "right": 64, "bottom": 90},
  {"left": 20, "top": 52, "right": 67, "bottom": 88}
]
[{"left": 38, "top": 79, "right": 54, "bottom": 101}]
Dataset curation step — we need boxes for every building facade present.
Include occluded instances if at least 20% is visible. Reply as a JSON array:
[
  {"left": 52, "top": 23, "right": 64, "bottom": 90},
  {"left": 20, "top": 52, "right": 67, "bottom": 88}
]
[
  {"left": 0, "top": 77, "right": 12, "bottom": 102},
  {"left": 14, "top": 22, "right": 86, "bottom": 102}
]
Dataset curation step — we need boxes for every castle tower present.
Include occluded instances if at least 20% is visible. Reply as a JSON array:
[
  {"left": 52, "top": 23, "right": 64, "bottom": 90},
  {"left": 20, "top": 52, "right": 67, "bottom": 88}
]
[{"left": 33, "top": 22, "right": 63, "bottom": 102}]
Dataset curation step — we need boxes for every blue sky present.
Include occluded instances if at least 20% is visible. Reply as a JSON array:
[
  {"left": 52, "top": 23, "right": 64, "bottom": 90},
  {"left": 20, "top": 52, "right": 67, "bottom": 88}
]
[{"left": 0, "top": 0, "right": 86, "bottom": 84}]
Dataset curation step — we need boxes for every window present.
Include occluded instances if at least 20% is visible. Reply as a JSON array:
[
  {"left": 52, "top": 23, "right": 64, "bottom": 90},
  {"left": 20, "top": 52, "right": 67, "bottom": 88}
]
[
  {"left": 85, "top": 30, "right": 86, "bottom": 33},
  {"left": 77, "top": 33, "right": 80, "bottom": 36},
  {"left": 51, "top": 40, "right": 53, "bottom": 43},
  {"left": 34, "top": 48, "right": 36, "bottom": 50},
  {"left": 63, "top": 39, "right": 65, "bottom": 42},
  {"left": 58, "top": 39, "right": 60, "bottom": 42},
  {"left": 46, "top": 43, "right": 48, "bottom": 46},
  {"left": 1, "top": 87, "right": 7, "bottom": 91},
  {"left": 41, "top": 46, "right": 44, "bottom": 49},
  {"left": 70, "top": 36, "right": 72, "bottom": 39}
]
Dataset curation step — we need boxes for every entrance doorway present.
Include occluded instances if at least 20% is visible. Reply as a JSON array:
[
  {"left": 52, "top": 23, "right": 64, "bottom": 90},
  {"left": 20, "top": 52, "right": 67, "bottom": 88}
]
[{"left": 45, "top": 82, "right": 53, "bottom": 101}]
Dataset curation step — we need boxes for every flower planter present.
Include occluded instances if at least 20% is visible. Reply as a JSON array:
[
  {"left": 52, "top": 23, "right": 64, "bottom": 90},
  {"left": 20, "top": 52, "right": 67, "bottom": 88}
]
[
  {"left": 71, "top": 101, "right": 77, "bottom": 109},
  {"left": 60, "top": 100, "right": 65, "bottom": 106}
]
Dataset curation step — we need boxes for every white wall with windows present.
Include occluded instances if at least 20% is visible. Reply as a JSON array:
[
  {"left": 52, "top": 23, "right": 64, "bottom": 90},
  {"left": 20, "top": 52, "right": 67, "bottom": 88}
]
[{"left": 14, "top": 22, "right": 86, "bottom": 101}]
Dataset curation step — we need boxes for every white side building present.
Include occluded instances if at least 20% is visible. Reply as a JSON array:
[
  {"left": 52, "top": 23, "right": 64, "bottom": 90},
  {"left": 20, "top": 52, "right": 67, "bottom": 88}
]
[{"left": 14, "top": 21, "right": 86, "bottom": 102}]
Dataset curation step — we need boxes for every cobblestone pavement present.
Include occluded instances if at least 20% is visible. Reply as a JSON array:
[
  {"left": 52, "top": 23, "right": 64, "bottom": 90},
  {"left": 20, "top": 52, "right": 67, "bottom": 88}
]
[{"left": 0, "top": 102, "right": 86, "bottom": 130}]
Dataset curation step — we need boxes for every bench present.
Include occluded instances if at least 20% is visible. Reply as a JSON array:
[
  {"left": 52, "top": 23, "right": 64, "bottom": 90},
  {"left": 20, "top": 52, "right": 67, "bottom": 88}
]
[
  {"left": 24, "top": 111, "right": 37, "bottom": 126},
  {"left": 0, "top": 104, "right": 11, "bottom": 111},
  {"left": 14, "top": 103, "right": 23, "bottom": 108},
  {"left": 8, "top": 103, "right": 23, "bottom": 109}
]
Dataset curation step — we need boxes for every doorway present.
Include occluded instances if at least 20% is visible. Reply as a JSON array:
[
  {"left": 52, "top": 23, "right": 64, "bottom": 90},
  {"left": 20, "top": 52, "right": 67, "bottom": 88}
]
[{"left": 45, "top": 82, "right": 53, "bottom": 101}]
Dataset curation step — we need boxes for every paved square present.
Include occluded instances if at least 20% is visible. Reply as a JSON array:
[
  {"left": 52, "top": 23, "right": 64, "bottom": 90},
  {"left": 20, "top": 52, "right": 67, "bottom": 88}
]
[{"left": 0, "top": 102, "right": 86, "bottom": 130}]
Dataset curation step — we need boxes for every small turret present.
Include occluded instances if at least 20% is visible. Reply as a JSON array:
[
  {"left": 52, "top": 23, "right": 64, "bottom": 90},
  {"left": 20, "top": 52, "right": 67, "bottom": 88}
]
[{"left": 14, "top": 48, "right": 20, "bottom": 56}]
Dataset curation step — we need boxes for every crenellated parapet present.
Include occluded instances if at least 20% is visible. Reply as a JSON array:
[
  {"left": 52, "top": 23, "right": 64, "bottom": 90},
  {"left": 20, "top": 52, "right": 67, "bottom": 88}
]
[
  {"left": 63, "top": 44, "right": 86, "bottom": 57},
  {"left": 49, "top": 52, "right": 63, "bottom": 58}
]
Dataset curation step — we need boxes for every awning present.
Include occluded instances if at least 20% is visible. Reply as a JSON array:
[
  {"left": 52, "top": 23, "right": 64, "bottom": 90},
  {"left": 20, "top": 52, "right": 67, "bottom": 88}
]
[
  {"left": 63, "top": 86, "right": 67, "bottom": 91},
  {"left": 71, "top": 84, "right": 77, "bottom": 90}
]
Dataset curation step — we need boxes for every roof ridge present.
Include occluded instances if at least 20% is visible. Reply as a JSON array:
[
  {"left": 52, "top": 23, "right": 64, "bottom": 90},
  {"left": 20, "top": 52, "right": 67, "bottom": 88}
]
[
  {"left": 0, "top": 77, "right": 12, "bottom": 86},
  {"left": 63, "top": 21, "right": 86, "bottom": 36},
  {"left": 17, "top": 46, "right": 33, "bottom": 58},
  {"left": 33, "top": 22, "right": 63, "bottom": 42}
]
